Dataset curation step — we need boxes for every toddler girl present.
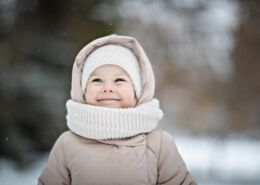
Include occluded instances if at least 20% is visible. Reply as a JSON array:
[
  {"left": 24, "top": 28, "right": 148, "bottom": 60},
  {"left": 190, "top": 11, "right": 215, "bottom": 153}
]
[{"left": 38, "top": 34, "right": 197, "bottom": 185}]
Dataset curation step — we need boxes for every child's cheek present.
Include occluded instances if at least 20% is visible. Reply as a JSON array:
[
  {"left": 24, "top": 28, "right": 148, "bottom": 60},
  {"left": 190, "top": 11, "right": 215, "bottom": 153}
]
[
  {"left": 120, "top": 86, "right": 136, "bottom": 105},
  {"left": 85, "top": 85, "right": 100, "bottom": 101}
]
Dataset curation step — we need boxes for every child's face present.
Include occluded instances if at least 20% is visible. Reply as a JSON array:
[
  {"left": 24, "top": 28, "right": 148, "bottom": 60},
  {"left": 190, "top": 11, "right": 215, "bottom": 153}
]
[{"left": 85, "top": 64, "right": 136, "bottom": 108}]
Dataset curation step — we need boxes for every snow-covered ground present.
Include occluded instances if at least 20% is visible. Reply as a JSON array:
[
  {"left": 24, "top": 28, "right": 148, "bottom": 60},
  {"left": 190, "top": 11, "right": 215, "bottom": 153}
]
[
  {"left": 1, "top": 136, "right": 260, "bottom": 185},
  {"left": 0, "top": 154, "right": 47, "bottom": 185},
  {"left": 176, "top": 135, "right": 260, "bottom": 184}
]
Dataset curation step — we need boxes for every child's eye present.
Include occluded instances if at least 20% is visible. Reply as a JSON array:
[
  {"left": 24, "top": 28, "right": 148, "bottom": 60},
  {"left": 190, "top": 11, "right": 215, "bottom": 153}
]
[
  {"left": 115, "top": 78, "right": 126, "bottom": 83},
  {"left": 91, "top": 78, "right": 102, "bottom": 83}
]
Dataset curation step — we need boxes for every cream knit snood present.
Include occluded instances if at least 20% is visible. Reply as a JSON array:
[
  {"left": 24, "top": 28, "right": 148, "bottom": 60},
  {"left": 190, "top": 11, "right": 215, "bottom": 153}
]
[{"left": 66, "top": 99, "right": 163, "bottom": 140}]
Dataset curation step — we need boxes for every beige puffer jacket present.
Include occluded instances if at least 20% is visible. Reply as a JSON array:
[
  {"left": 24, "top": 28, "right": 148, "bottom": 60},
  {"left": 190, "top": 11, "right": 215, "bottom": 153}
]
[{"left": 38, "top": 34, "right": 197, "bottom": 185}]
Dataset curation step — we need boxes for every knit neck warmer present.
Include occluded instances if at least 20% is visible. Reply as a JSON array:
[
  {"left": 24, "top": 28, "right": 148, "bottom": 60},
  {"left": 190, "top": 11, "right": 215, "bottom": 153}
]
[{"left": 66, "top": 99, "right": 163, "bottom": 140}]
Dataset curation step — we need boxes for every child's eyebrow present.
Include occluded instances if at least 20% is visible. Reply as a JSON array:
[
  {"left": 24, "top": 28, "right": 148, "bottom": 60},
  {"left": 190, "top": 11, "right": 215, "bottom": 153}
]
[{"left": 88, "top": 75, "right": 100, "bottom": 80}]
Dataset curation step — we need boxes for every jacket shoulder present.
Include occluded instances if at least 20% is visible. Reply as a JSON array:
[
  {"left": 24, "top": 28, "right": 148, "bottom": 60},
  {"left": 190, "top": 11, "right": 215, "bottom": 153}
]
[
  {"left": 146, "top": 128, "right": 163, "bottom": 156},
  {"left": 147, "top": 128, "right": 174, "bottom": 143},
  {"left": 52, "top": 131, "right": 97, "bottom": 152},
  {"left": 146, "top": 129, "right": 177, "bottom": 156},
  {"left": 54, "top": 130, "right": 75, "bottom": 145},
  {"left": 58, "top": 130, "right": 97, "bottom": 144}
]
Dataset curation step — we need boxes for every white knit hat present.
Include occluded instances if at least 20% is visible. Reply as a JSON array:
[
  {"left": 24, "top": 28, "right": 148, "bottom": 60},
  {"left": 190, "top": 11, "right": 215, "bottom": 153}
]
[{"left": 81, "top": 44, "right": 142, "bottom": 98}]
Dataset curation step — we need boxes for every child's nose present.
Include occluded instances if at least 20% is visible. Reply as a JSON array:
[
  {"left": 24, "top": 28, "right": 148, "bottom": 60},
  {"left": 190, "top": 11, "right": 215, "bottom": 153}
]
[{"left": 103, "top": 83, "right": 114, "bottom": 93}]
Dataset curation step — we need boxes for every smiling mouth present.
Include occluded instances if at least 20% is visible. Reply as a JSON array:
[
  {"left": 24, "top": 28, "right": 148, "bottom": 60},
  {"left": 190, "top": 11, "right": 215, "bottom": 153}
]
[{"left": 97, "top": 99, "right": 120, "bottom": 102}]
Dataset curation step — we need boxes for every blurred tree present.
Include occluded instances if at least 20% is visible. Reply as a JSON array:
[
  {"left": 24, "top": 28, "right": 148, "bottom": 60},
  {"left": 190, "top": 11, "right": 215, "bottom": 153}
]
[
  {"left": 0, "top": 0, "right": 115, "bottom": 167},
  {"left": 230, "top": 0, "right": 260, "bottom": 137}
]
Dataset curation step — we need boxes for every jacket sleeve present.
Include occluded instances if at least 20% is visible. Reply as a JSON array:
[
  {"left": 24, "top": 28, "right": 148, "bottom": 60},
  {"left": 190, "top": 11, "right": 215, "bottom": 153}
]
[
  {"left": 157, "top": 131, "right": 197, "bottom": 185},
  {"left": 38, "top": 133, "right": 71, "bottom": 185}
]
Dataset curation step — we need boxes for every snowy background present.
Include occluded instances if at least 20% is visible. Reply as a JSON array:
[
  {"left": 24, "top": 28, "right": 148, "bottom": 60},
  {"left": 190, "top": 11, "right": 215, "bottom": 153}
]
[{"left": 1, "top": 0, "right": 260, "bottom": 184}]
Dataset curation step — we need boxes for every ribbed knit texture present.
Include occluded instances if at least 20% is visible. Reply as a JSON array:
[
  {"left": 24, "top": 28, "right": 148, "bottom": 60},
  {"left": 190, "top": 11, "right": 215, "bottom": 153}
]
[{"left": 66, "top": 99, "right": 163, "bottom": 140}]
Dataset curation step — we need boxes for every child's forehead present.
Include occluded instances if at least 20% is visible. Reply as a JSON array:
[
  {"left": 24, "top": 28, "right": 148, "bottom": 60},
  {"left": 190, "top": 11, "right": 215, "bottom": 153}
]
[{"left": 90, "top": 64, "right": 129, "bottom": 76}]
